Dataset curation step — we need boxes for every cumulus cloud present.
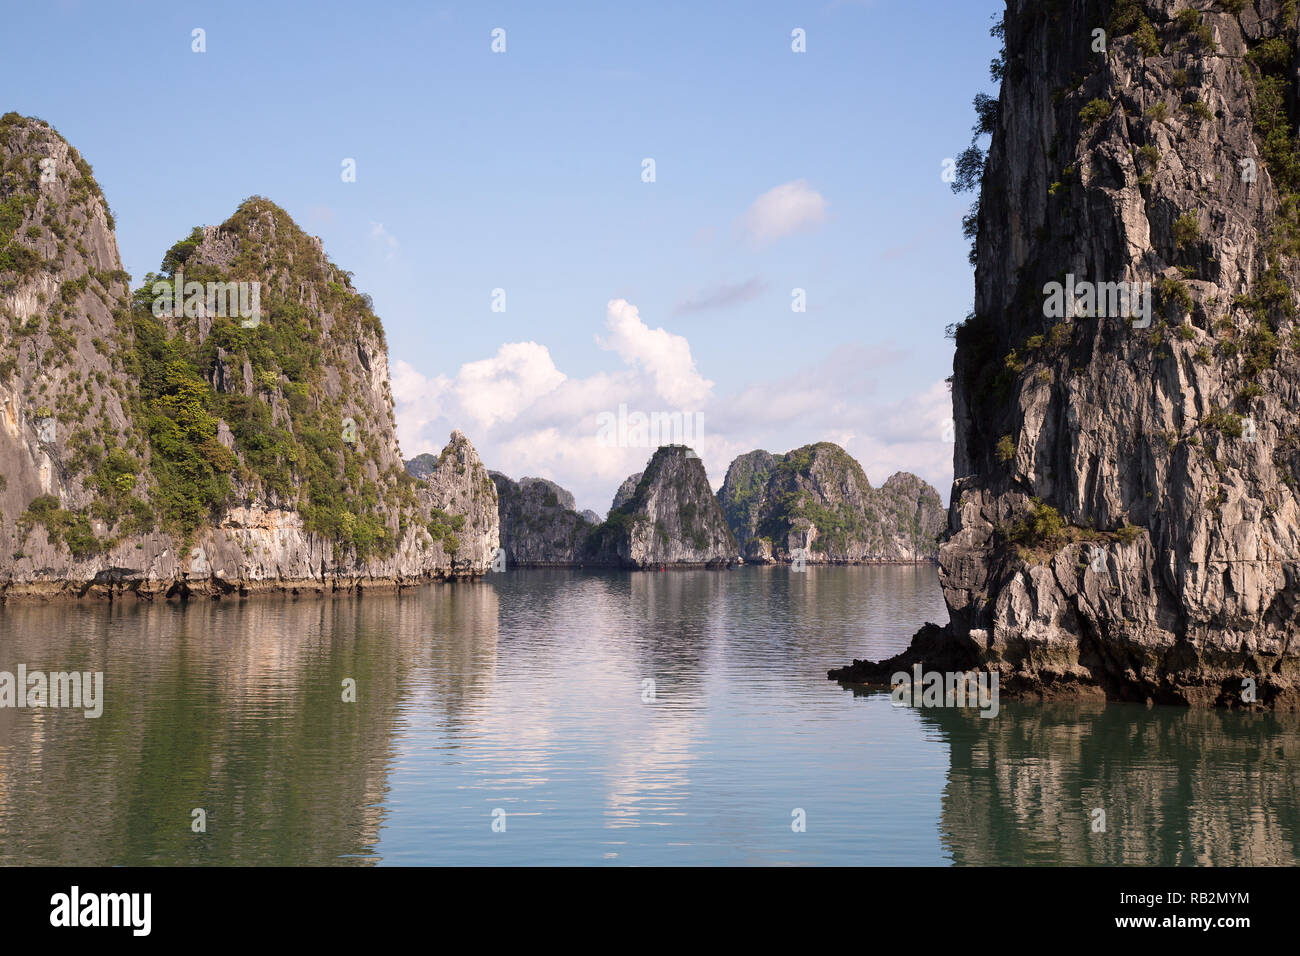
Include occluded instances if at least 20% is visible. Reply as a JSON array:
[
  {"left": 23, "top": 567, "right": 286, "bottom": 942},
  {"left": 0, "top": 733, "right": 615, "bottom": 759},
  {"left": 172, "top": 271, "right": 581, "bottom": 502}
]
[
  {"left": 452, "top": 341, "right": 567, "bottom": 429},
  {"left": 741, "top": 180, "right": 828, "bottom": 245},
  {"left": 597, "top": 299, "right": 713, "bottom": 407},
  {"left": 392, "top": 299, "right": 952, "bottom": 515}
]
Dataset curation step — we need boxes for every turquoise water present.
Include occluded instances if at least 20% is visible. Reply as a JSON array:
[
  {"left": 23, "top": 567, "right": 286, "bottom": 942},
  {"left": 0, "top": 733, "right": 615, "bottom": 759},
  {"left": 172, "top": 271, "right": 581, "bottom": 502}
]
[{"left": 0, "top": 566, "right": 1295, "bottom": 865}]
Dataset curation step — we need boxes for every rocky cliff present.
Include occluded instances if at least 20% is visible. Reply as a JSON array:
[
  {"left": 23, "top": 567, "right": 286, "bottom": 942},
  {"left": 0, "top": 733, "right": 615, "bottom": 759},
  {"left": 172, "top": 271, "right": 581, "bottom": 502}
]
[
  {"left": 487, "top": 471, "right": 595, "bottom": 566},
  {"left": 717, "top": 443, "right": 944, "bottom": 564},
  {"left": 587, "top": 445, "right": 738, "bottom": 567},
  {"left": 833, "top": 1, "right": 1300, "bottom": 708},
  {"left": 0, "top": 114, "right": 497, "bottom": 600},
  {"left": 0, "top": 112, "right": 138, "bottom": 592}
]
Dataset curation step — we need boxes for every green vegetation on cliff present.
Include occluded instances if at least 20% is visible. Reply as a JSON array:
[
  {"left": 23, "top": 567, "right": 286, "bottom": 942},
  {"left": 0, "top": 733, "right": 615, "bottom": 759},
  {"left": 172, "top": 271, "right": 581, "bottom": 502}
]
[
  {"left": 124, "top": 198, "right": 410, "bottom": 557},
  {"left": 757, "top": 443, "right": 871, "bottom": 554}
]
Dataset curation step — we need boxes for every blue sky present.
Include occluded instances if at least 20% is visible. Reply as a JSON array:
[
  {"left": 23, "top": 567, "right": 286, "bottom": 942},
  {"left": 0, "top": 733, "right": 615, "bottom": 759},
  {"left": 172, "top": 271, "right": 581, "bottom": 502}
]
[{"left": 7, "top": 0, "right": 1001, "bottom": 513}]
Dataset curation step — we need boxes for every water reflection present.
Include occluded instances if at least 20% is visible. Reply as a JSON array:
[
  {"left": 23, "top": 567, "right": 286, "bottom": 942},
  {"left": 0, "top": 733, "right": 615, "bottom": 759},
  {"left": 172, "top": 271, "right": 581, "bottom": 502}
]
[
  {"left": 0, "top": 584, "right": 499, "bottom": 865},
  {"left": 847, "top": 688, "right": 1300, "bottom": 866},
  {"left": 1, "top": 567, "right": 1292, "bottom": 865}
]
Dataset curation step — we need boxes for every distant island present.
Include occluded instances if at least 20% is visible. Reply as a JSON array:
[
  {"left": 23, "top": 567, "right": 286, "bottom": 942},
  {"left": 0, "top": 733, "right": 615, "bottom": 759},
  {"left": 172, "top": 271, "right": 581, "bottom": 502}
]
[{"left": 476, "top": 444, "right": 943, "bottom": 570}]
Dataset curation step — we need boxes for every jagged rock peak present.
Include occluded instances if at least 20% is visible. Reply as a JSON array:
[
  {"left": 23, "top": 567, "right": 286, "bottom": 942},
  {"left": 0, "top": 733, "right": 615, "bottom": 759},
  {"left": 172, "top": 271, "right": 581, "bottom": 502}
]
[
  {"left": 588, "top": 445, "right": 738, "bottom": 568},
  {"left": 717, "top": 449, "right": 778, "bottom": 547}
]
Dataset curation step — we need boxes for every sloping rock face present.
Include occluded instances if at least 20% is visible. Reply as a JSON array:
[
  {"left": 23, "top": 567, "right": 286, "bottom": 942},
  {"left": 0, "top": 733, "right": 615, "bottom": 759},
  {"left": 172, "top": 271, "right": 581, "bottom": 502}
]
[
  {"left": 588, "top": 446, "right": 738, "bottom": 567},
  {"left": 718, "top": 442, "right": 943, "bottom": 563},
  {"left": 609, "top": 472, "right": 642, "bottom": 514},
  {"left": 835, "top": 1, "right": 1300, "bottom": 707},
  {"left": 0, "top": 116, "right": 496, "bottom": 599},
  {"left": 717, "top": 449, "right": 777, "bottom": 549},
  {"left": 489, "top": 471, "right": 595, "bottom": 566}
]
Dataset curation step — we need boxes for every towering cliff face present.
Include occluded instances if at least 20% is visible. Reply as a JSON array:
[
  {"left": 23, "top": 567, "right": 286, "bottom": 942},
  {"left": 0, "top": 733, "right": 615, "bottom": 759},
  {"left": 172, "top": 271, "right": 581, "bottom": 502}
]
[
  {"left": 836, "top": 1, "right": 1300, "bottom": 707},
  {"left": 488, "top": 471, "right": 595, "bottom": 566},
  {"left": 588, "top": 446, "right": 739, "bottom": 567},
  {"left": 0, "top": 113, "right": 142, "bottom": 589},
  {"left": 717, "top": 443, "right": 944, "bottom": 563},
  {"left": 0, "top": 116, "right": 496, "bottom": 598}
]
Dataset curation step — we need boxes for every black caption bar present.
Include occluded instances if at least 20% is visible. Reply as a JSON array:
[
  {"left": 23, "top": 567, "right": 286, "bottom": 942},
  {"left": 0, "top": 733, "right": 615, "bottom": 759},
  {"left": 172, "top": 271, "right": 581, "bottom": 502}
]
[{"left": 0, "top": 865, "right": 1278, "bottom": 943}]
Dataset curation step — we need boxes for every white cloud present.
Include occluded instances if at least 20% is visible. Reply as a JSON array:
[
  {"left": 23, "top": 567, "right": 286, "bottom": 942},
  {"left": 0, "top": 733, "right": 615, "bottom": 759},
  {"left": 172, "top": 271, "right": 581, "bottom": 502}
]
[
  {"left": 392, "top": 299, "right": 952, "bottom": 515},
  {"left": 597, "top": 298, "right": 713, "bottom": 407},
  {"left": 452, "top": 341, "right": 567, "bottom": 429},
  {"left": 741, "top": 180, "right": 828, "bottom": 246},
  {"left": 391, "top": 360, "right": 450, "bottom": 437}
]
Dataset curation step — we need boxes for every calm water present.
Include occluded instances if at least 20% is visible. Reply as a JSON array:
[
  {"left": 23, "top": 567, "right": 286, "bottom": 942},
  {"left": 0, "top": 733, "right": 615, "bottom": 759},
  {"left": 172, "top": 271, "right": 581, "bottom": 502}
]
[{"left": 0, "top": 566, "right": 1296, "bottom": 866}]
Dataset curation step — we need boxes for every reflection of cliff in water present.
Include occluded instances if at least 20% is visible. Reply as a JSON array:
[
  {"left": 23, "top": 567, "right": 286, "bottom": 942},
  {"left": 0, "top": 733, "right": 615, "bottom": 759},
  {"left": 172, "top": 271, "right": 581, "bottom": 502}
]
[
  {"left": 907, "top": 698, "right": 1300, "bottom": 866},
  {"left": 0, "top": 584, "right": 500, "bottom": 865}
]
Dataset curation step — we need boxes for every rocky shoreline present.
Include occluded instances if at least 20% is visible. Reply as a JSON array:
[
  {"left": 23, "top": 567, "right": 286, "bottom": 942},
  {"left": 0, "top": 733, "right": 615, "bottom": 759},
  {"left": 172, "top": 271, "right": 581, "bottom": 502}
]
[{"left": 0, "top": 568, "right": 483, "bottom": 604}]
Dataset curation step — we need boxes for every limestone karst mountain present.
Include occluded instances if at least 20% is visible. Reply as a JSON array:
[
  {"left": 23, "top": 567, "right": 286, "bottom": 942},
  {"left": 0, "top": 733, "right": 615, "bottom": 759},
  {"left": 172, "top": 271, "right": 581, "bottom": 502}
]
[
  {"left": 487, "top": 472, "right": 596, "bottom": 567},
  {"left": 0, "top": 113, "right": 496, "bottom": 598},
  {"left": 587, "top": 445, "right": 739, "bottom": 568},
  {"left": 833, "top": 1, "right": 1300, "bottom": 707},
  {"left": 877, "top": 472, "right": 948, "bottom": 559},
  {"left": 717, "top": 443, "right": 944, "bottom": 564},
  {"left": 0, "top": 112, "right": 136, "bottom": 587}
]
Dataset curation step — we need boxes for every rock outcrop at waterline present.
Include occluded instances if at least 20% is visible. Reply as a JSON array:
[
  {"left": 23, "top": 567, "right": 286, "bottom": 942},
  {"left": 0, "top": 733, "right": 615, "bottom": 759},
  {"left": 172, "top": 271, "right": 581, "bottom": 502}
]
[
  {"left": 587, "top": 445, "right": 739, "bottom": 568},
  {"left": 488, "top": 471, "right": 596, "bottom": 566},
  {"left": 833, "top": 1, "right": 1300, "bottom": 707},
  {"left": 717, "top": 443, "right": 944, "bottom": 564},
  {"left": 0, "top": 114, "right": 497, "bottom": 600}
]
